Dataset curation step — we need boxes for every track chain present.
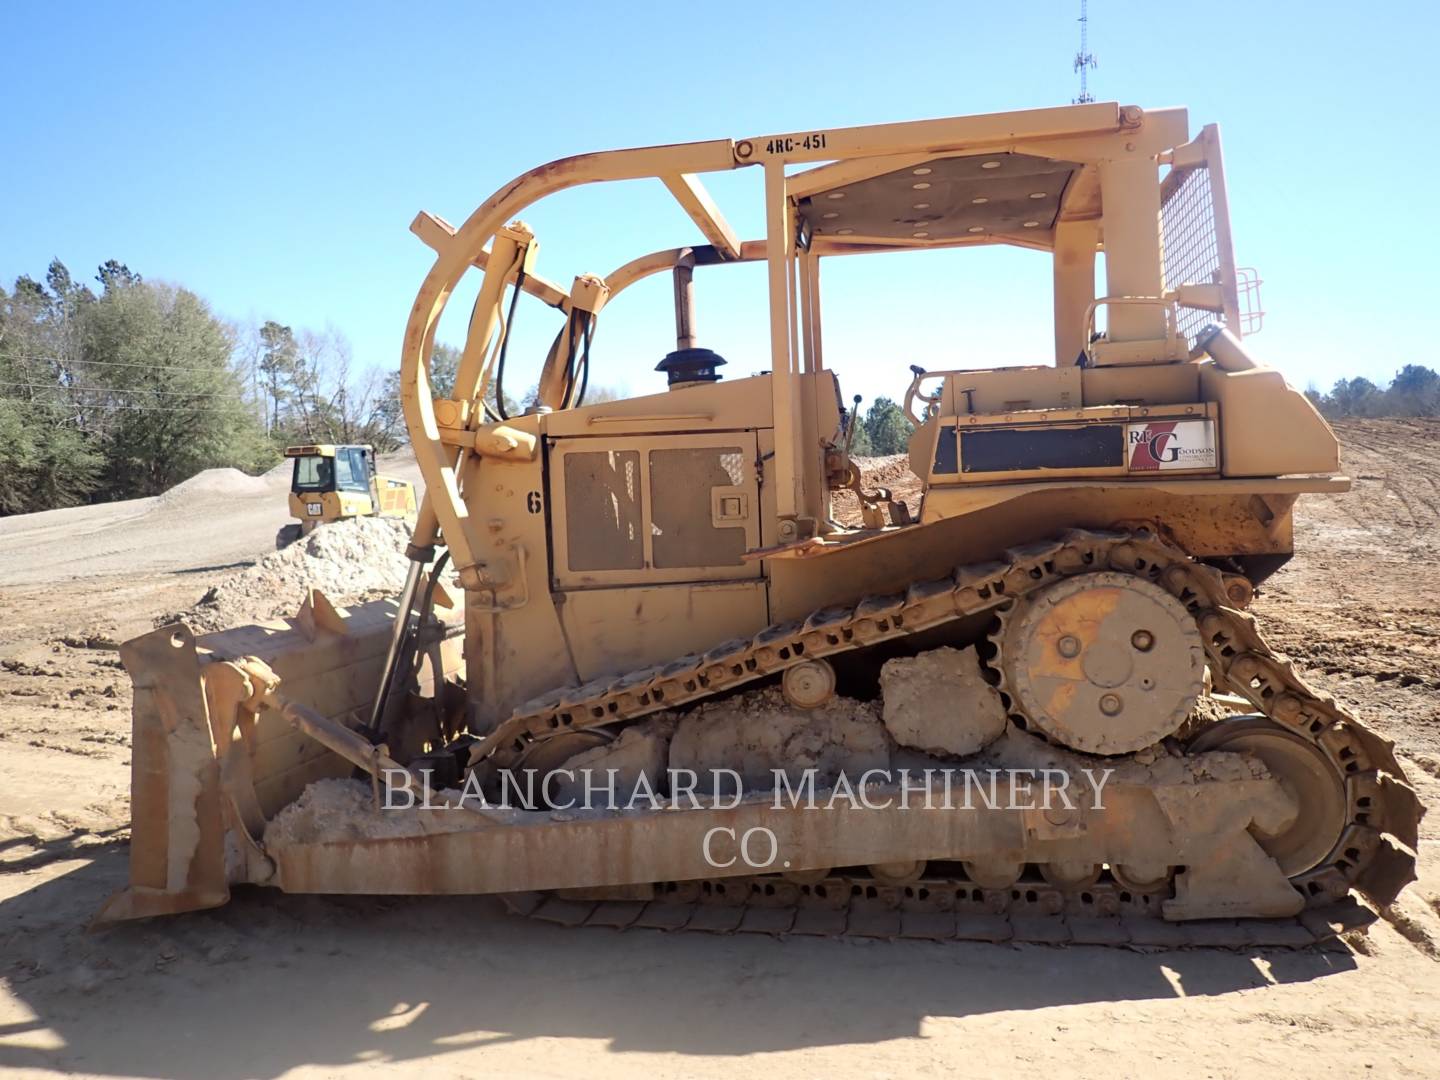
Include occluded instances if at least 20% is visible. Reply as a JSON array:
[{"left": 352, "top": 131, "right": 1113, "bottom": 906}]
[
  {"left": 473, "top": 528, "right": 1422, "bottom": 946},
  {"left": 500, "top": 873, "right": 1378, "bottom": 947}
]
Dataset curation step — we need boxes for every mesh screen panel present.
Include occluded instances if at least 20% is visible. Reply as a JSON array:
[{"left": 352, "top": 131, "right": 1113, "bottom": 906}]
[{"left": 1161, "top": 166, "right": 1222, "bottom": 345}]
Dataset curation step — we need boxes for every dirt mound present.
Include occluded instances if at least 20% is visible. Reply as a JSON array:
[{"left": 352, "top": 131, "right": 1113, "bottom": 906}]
[
  {"left": 157, "top": 467, "right": 273, "bottom": 505},
  {"left": 158, "top": 516, "right": 414, "bottom": 632},
  {"left": 831, "top": 454, "right": 923, "bottom": 527}
]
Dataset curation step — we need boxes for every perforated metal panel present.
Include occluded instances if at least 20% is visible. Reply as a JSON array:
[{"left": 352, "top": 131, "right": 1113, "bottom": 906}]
[
  {"left": 549, "top": 434, "right": 761, "bottom": 589},
  {"left": 650, "top": 447, "right": 747, "bottom": 569},
  {"left": 798, "top": 152, "right": 1079, "bottom": 242},
  {"left": 563, "top": 450, "right": 643, "bottom": 572}
]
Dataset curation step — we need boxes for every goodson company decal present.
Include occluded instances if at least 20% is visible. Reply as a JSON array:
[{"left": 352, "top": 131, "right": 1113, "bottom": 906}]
[{"left": 1125, "top": 419, "right": 1217, "bottom": 471}]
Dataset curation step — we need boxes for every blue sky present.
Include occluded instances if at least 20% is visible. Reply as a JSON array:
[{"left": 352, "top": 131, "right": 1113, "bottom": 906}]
[{"left": 3, "top": 1, "right": 1437, "bottom": 410}]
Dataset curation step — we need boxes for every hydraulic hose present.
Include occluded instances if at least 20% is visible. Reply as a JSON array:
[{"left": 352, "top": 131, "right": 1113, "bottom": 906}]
[
  {"left": 493, "top": 267, "right": 526, "bottom": 421},
  {"left": 368, "top": 555, "right": 428, "bottom": 735},
  {"left": 372, "top": 548, "right": 453, "bottom": 739}
]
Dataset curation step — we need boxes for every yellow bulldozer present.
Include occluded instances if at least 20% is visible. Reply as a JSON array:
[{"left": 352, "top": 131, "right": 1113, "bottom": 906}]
[
  {"left": 101, "top": 102, "right": 1421, "bottom": 945},
  {"left": 275, "top": 443, "right": 416, "bottom": 548}
]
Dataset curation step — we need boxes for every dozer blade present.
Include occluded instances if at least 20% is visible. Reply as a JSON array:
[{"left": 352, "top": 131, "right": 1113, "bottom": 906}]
[
  {"left": 96, "top": 597, "right": 403, "bottom": 925},
  {"left": 98, "top": 623, "right": 230, "bottom": 922}
]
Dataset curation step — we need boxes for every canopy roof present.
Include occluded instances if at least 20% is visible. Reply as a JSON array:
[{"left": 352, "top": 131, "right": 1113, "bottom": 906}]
[{"left": 796, "top": 152, "right": 1080, "bottom": 245}]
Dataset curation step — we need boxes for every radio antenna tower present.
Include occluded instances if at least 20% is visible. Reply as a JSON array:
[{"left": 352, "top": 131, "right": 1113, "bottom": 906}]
[{"left": 1073, "top": 0, "right": 1098, "bottom": 104}]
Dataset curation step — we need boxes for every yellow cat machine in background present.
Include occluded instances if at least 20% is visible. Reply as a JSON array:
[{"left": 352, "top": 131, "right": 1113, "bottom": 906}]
[
  {"left": 276, "top": 443, "right": 416, "bottom": 548},
  {"left": 104, "top": 102, "right": 1421, "bottom": 946}
]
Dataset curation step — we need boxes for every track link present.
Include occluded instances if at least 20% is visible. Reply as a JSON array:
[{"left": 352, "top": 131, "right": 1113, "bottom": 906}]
[
  {"left": 473, "top": 528, "right": 1422, "bottom": 945},
  {"left": 500, "top": 873, "right": 1379, "bottom": 947}
]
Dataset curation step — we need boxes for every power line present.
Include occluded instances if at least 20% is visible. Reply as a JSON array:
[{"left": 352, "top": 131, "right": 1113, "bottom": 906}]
[
  {"left": 0, "top": 381, "right": 246, "bottom": 399},
  {"left": 1, "top": 352, "right": 246, "bottom": 375},
  {"left": 0, "top": 395, "right": 252, "bottom": 414}
]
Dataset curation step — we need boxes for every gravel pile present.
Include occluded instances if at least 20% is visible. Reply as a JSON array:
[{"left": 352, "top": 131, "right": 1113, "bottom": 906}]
[
  {"left": 159, "top": 516, "right": 415, "bottom": 632},
  {"left": 156, "top": 467, "right": 274, "bottom": 505}
]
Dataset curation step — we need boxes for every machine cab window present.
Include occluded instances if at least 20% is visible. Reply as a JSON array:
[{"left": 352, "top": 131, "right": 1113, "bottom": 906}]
[
  {"left": 291, "top": 451, "right": 333, "bottom": 492},
  {"left": 289, "top": 445, "right": 371, "bottom": 494},
  {"left": 332, "top": 446, "right": 372, "bottom": 493}
]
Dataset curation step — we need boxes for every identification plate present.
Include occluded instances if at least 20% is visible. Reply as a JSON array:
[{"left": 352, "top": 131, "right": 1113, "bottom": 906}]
[{"left": 1126, "top": 419, "right": 1217, "bottom": 471}]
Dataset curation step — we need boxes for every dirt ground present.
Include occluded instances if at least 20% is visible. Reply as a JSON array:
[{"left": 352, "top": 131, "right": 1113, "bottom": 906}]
[{"left": 2, "top": 422, "right": 1439, "bottom": 1079}]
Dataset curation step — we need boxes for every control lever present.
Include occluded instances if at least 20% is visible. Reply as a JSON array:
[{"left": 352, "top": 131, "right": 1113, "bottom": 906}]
[{"left": 844, "top": 393, "right": 862, "bottom": 456}]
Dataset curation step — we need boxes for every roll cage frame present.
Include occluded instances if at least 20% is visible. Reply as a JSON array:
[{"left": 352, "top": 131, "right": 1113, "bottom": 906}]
[{"left": 400, "top": 102, "right": 1229, "bottom": 587}]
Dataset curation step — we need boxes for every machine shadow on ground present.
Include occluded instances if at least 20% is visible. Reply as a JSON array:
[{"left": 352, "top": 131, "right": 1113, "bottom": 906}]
[{"left": 0, "top": 850, "right": 1359, "bottom": 1079}]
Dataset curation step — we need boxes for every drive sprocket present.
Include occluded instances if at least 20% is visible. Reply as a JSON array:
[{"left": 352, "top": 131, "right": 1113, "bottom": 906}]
[{"left": 992, "top": 570, "right": 1206, "bottom": 755}]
